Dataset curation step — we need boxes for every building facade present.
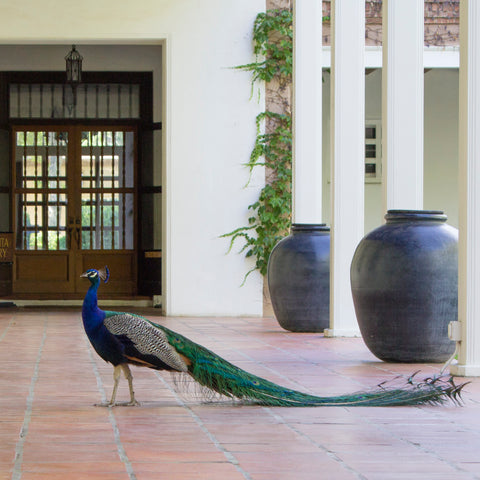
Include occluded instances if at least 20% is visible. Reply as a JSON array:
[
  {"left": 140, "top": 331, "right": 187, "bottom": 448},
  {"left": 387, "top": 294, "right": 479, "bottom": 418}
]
[{"left": 0, "top": 1, "right": 266, "bottom": 316}]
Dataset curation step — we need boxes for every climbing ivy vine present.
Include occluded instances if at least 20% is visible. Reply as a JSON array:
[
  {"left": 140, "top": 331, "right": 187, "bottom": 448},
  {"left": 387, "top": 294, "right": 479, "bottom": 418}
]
[
  {"left": 222, "top": 9, "right": 293, "bottom": 283},
  {"left": 235, "top": 9, "right": 293, "bottom": 85}
]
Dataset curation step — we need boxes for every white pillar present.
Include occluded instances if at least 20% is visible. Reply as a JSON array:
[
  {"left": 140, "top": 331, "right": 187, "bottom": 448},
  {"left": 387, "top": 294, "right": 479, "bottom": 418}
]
[
  {"left": 450, "top": 0, "right": 480, "bottom": 377},
  {"left": 292, "top": 0, "right": 323, "bottom": 224},
  {"left": 382, "top": 0, "right": 424, "bottom": 210},
  {"left": 324, "top": 0, "right": 364, "bottom": 337}
]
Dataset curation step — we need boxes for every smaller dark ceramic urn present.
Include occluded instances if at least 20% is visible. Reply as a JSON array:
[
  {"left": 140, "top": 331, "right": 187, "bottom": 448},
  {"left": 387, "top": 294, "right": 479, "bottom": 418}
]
[
  {"left": 350, "top": 210, "right": 457, "bottom": 363},
  {"left": 267, "top": 224, "right": 330, "bottom": 332}
]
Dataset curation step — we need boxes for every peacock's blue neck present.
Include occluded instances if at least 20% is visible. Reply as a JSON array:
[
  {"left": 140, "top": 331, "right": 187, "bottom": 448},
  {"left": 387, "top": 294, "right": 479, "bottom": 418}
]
[{"left": 82, "top": 280, "right": 105, "bottom": 332}]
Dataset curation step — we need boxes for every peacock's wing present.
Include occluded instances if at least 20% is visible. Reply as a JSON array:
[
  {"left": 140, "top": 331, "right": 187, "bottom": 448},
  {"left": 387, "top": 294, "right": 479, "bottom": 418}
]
[{"left": 103, "top": 312, "right": 189, "bottom": 373}]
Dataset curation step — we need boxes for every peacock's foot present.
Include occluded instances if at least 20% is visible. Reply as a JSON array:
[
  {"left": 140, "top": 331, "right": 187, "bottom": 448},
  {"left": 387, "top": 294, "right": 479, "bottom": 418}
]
[
  {"left": 94, "top": 401, "right": 140, "bottom": 407},
  {"left": 94, "top": 402, "right": 114, "bottom": 407},
  {"left": 110, "top": 400, "right": 141, "bottom": 407}
]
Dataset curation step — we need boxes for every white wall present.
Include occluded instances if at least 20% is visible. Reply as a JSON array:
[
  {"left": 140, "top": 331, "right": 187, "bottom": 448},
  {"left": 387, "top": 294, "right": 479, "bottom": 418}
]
[
  {"left": 424, "top": 68, "right": 459, "bottom": 227},
  {"left": 0, "top": 0, "right": 266, "bottom": 316},
  {"left": 364, "top": 68, "right": 384, "bottom": 233},
  {"left": 322, "top": 67, "right": 459, "bottom": 233}
]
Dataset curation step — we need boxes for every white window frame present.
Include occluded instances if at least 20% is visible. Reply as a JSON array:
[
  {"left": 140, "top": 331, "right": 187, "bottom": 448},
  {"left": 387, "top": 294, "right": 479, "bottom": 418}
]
[{"left": 365, "top": 119, "right": 382, "bottom": 184}]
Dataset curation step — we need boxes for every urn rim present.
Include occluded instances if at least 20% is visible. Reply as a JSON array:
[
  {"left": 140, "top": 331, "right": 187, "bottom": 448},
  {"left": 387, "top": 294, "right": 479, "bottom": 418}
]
[
  {"left": 385, "top": 209, "right": 447, "bottom": 223},
  {"left": 291, "top": 223, "right": 330, "bottom": 233}
]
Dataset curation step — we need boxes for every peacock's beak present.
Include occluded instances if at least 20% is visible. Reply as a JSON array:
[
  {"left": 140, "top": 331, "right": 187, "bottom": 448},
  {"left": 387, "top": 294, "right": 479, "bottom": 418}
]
[{"left": 80, "top": 272, "right": 88, "bottom": 278}]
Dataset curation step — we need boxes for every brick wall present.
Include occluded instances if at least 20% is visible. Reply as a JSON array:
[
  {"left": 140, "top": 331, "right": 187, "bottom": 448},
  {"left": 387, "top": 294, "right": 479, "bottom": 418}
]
[
  {"left": 267, "top": 1, "right": 460, "bottom": 47},
  {"left": 323, "top": 0, "right": 460, "bottom": 46}
]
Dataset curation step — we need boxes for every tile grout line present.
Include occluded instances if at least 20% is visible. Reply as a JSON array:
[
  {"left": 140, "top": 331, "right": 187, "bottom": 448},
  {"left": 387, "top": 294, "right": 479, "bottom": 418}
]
[
  {"left": 154, "top": 371, "right": 253, "bottom": 480},
  {"left": 84, "top": 333, "right": 138, "bottom": 480},
  {"left": 11, "top": 318, "right": 48, "bottom": 480},
  {"left": 264, "top": 407, "right": 369, "bottom": 480},
  {"left": 360, "top": 410, "right": 480, "bottom": 480},
  {"left": 0, "top": 318, "right": 14, "bottom": 342}
]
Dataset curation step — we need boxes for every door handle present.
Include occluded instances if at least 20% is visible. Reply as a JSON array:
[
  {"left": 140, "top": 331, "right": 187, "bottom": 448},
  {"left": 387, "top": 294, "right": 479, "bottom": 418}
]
[
  {"left": 67, "top": 225, "right": 74, "bottom": 249},
  {"left": 75, "top": 218, "right": 81, "bottom": 248},
  {"left": 66, "top": 217, "right": 81, "bottom": 249},
  {"left": 67, "top": 217, "right": 75, "bottom": 249}
]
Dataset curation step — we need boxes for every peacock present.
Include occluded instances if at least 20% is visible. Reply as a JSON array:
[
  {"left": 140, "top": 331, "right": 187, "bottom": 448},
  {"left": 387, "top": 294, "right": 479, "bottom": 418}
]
[{"left": 81, "top": 267, "right": 464, "bottom": 407}]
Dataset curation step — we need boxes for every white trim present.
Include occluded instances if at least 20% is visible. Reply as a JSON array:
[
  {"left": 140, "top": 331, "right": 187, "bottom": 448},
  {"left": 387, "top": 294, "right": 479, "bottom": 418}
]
[
  {"left": 162, "top": 35, "right": 172, "bottom": 316},
  {"left": 8, "top": 299, "right": 155, "bottom": 307},
  {"left": 450, "top": 365, "right": 480, "bottom": 377},
  {"left": 424, "top": 46, "right": 460, "bottom": 68},
  {"left": 324, "top": 328, "right": 361, "bottom": 338},
  {"left": 0, "top": 37, "right": 169, "bottom": 45},
  {"left": 322, "top": 46, "right": 460, "bottom": 69}
]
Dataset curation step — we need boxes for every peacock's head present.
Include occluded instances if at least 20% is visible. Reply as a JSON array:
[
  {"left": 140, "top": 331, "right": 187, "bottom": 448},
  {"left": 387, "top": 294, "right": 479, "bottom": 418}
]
[{"left": 80, "top": 266, "right": 110, "bottom": 285}]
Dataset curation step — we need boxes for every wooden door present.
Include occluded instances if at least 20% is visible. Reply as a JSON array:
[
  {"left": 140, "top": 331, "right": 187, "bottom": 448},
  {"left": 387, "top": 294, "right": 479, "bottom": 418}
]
[{"left": 12, "top": 126, "right": 137, "bottom": 296}]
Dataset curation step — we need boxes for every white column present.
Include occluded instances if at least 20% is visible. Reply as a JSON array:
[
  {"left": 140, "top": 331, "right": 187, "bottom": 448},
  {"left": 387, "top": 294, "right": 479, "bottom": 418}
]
[
  {"left": 450, "top": 0, "right": 480, "bottom": 377},
  {"left": 324, "top": 0, "right": 364, "bottom": 337},
  {"left": 382, "top": 0, "right": 424, "bottom": 210},
  {"left": 292, "top": 0, "right": 323, "bottom": 224}
]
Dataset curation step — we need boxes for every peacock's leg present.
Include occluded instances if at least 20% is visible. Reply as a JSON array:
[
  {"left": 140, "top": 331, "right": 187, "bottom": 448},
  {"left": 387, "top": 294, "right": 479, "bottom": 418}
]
[
  {"left": 120, "top": 364, "right": 140, "bottom": 406},
  {"left": 109, "top": 364, "right": 122, "bottom": 405},
  {"left": 95, "top": 364, "right": 122, "bottom": 407}
]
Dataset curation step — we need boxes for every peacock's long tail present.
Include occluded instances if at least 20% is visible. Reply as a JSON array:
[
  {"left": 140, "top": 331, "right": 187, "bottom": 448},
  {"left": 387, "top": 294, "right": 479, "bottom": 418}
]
[{"left": 155, "top": 322, "right": 465, "bottom": 407}]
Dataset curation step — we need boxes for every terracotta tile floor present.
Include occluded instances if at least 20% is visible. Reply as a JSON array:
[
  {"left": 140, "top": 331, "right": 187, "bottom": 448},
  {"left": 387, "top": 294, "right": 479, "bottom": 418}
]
[{"left": 1, "top": 308, "right": 480, "bottom": 480}]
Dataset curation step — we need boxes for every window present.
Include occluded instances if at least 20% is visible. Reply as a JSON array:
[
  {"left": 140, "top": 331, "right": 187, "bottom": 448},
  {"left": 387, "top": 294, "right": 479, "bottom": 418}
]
[
  {"left": 9, "top": 83, "right": 140, "bottom": 120},
  {"left": 365, "top": 120, "right": 382, "bottom": 183}
]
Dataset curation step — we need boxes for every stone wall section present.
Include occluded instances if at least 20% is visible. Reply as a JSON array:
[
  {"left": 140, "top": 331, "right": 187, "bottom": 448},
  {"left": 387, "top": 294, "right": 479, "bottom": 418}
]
[{"left": 322, "top": 0, "right": 459, "bottom": 46}]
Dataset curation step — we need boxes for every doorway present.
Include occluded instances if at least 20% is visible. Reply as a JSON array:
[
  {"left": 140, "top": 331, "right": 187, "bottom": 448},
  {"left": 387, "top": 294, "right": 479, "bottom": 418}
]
[{"left": 12, "top": 125, "right": 137, "bottom": 296}]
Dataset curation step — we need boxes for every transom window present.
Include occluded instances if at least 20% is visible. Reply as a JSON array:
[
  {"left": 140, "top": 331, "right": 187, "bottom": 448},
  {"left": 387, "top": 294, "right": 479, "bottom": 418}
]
[{"left": 9, "top": 83, "right": 140, "bottom": 119}]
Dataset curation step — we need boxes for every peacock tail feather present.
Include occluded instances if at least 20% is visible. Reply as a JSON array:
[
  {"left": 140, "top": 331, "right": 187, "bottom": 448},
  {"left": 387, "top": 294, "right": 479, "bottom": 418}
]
[{"left": 154, "top": 321, "right": 465, "bottom": 407}]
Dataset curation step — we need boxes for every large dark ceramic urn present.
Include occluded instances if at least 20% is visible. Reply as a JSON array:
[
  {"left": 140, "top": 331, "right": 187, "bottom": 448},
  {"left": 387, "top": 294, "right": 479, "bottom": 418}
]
[
  {"left": 267, "top": 224, "right": 330, "bottom": 332},
  {"left": 350, "top": 210, "right": 457, "bottom": 363}
]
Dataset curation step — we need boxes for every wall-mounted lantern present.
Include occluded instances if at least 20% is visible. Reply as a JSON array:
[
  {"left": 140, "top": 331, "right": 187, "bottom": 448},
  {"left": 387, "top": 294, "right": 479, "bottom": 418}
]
[
  {"left": 65, "top": 45, "right": 83, "bottom": 107},
  {"left": 65, "top": 45, "right": 83, "bottom": 84}
]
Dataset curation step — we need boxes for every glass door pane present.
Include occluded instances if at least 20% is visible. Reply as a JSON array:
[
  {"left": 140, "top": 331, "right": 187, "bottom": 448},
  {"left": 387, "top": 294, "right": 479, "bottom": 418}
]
[
  {"left": 80, "top": 129, "right": 135, "bottom": 250},
  {"left": 14, "top": 130, "right": 68, "bottom": 250}
]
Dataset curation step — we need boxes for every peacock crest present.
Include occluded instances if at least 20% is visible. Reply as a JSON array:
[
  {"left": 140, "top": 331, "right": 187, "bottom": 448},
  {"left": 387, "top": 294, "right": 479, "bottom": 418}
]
[
  {"left": 98, "top": 266, "right": 110, "bottom": 283},
  {"left": 82, "top": 266, "right": 110, "bottom": 283}
]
